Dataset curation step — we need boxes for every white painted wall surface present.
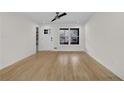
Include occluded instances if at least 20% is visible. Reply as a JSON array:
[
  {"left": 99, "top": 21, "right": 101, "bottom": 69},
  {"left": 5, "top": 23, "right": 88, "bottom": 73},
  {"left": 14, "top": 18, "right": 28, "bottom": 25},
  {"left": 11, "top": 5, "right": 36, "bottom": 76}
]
[
  {"left": 0, "top": 13, "right": 38, "bottom": 69},
  {"left": 39, "top": 25, "right": 54, "bottom": 51},
  {"left": 0, "top": 16, "right": 2, "bottom": 68},
  {"left": 85, "top": 13, "right": 124, "bottom": 80},
  {"left": 39, "top": 23, "right": 85, "bottom": 51}
]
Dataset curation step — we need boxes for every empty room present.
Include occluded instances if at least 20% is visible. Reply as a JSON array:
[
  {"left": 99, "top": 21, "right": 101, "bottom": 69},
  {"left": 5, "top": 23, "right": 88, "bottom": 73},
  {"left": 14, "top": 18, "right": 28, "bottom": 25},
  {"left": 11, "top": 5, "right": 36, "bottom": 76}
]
[{"left": 0, "top": 12, "right": 123, "bottom": 81}]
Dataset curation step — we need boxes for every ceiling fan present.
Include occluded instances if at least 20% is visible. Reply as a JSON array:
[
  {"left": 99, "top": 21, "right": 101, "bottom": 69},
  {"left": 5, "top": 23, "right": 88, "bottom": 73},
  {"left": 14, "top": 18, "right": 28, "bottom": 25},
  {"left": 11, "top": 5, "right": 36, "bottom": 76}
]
[{"left": 51, "top": 12, "right": 67, "bottom": 22}]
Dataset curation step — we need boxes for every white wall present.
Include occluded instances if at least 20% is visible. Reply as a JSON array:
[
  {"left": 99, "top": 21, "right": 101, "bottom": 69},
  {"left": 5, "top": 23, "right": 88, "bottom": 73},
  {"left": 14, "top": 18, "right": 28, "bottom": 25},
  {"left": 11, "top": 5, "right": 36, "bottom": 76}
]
[
  {"left": 0, "top": 13, "right": 38, "bottom": 69},
  {"left": 85, "top": 13, "right": 124, "bottom": 80},
  {"left": 0, "top": 16, "right": 2, "bottom": 68},
  {"left": 39, "top": 23, "right": 86, "bottom": 51}
]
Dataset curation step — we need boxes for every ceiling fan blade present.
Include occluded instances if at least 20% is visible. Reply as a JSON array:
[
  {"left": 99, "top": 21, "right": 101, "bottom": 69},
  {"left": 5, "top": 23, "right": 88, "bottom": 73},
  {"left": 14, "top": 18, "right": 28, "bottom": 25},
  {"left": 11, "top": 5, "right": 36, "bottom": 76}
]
[
  {"left": 51, "top": 17, "right": 56, "bottom": 22},
  {"left": 58, "top": 12, "right": 67, "bottom": 18}
]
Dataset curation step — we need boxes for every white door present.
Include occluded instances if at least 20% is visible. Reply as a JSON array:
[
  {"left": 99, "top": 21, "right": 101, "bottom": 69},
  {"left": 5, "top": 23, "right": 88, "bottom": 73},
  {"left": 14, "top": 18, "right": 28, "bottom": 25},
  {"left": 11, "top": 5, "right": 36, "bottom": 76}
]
[{"left": 39, "top": 28, "right": 54, "bottom": 51}]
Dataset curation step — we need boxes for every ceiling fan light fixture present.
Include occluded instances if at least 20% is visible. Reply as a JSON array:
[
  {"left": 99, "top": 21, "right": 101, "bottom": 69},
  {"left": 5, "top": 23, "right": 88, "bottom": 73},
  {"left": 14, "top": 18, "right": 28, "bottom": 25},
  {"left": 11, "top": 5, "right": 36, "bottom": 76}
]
[{"left": 51, "top": 12, "right": 67, "bottom": 22}]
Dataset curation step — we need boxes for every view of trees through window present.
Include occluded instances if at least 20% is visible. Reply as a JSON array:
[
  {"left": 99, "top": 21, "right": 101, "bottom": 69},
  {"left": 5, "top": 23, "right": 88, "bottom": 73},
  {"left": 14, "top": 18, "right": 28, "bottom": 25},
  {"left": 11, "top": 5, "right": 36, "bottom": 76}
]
[{"left": 60, "top": 28, "right": 79, "bottom": 45}]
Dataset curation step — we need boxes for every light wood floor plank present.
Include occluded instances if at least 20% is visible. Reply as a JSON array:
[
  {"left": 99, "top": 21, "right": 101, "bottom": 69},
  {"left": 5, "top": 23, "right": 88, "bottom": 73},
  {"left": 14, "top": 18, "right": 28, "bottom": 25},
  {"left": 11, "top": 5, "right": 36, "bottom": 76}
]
[{"left": 0, "top": 51, "right": 122, "bottom": 81}]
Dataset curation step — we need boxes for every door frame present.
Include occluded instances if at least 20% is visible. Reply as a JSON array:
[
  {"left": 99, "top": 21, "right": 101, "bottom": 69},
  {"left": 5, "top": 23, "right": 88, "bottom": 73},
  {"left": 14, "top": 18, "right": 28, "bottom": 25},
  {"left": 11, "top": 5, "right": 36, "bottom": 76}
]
[{"left": 36, "top": 27, "right": 39, "bottom": 53}]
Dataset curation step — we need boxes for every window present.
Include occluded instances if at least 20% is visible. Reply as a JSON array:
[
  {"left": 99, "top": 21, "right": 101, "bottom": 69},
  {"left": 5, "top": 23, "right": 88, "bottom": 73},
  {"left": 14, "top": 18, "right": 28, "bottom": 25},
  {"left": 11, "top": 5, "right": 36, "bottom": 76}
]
[
  {"left": 60, "top": 28, "right": 79, "bottom": 45},
  {"left": 44, "top": 29, "right": 49, "bottom": 34},
  {"left": 60, "top": 28, "right": 69, "bottom": 45},
  {"left": 70, "top": 28, "right": 79, "bottom": 44}
]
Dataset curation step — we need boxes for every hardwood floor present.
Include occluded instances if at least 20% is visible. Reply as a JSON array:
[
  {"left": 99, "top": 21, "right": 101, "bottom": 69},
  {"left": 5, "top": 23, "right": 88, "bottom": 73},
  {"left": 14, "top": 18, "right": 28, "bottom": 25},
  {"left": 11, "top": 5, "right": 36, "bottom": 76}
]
[{"left": 0, "top": 51, "right": 121, "bottom": 81}]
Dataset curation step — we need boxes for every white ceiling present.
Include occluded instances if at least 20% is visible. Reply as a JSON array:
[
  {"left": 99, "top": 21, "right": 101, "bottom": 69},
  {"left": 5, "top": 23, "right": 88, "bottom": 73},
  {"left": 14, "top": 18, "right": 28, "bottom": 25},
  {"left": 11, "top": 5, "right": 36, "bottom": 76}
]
[{"left": 20, "top": 12, "right": 94, "bottom": 25}]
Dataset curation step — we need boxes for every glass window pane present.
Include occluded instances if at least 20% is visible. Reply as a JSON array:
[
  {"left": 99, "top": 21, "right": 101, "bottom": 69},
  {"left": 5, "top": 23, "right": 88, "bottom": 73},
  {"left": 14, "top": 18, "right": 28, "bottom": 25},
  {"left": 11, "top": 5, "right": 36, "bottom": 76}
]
[
  {"left": 70, "top": 28, "right": 79, "bottom": 44},
  {"left": 60, "top": 28, "right": 69, "bottom": 45}
]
